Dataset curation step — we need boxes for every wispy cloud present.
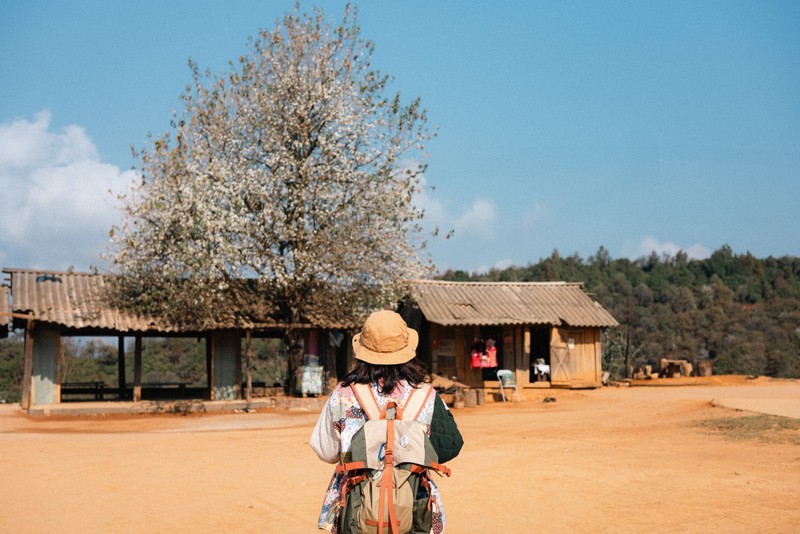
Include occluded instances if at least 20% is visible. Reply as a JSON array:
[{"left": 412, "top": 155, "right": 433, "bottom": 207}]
[
  {"left": 454, "top": 198, "right": 497, "bottom": 239},
  {"left": 414, "top": 175, "right": 499, "bottom": 242},
  {"left": 638, "top": 236, "right": 711, "bottom": 260},
  {"left": 522, "top": 200, "right": 546, "bottom": 226},
  {"left": 470, "top": 258, "right": 515, "bottom": 275},
  {"left": 413, "top": 173, "right": 447, "bottom": 233},
  {"left": 0, "top": 111, "right": 135, "bottom": 270}
]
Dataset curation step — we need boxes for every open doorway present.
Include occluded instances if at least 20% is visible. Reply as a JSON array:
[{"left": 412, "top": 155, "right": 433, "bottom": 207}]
[{"left": 530, "top": 326, "right": 551, "bottom": 383}]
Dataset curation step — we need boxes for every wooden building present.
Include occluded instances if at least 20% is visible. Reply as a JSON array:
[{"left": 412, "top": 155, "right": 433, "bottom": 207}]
[
  {"left": 4, "top": 268, "right": 620, "bottom": 410},
  {"left": 2, "top": 268, "right": 353, "bottom": 411},
  {"left": 404, "top": 280, "right": 618, "bottom": 390}
]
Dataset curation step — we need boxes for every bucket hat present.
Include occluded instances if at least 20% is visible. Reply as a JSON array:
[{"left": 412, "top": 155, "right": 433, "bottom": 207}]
[{"left": 352, "top": 310, "right": 418, "bottom": 365}]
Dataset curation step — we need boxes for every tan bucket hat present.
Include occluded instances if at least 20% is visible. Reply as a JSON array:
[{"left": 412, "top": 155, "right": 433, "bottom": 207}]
[{"left": 352, "top": 310, "right": 419, "bottom": 365}]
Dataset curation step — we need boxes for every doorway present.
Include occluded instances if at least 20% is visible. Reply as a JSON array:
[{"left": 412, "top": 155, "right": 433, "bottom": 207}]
[{"left": 529, "top": 326, "right": 551, "bottom": 383}]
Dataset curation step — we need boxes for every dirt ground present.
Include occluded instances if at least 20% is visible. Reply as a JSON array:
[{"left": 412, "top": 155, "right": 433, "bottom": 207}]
[{"left": 1, "top": 375, "right": 799, "bottom": 533}]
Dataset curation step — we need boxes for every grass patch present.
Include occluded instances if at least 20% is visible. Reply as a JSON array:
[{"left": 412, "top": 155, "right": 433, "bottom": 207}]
[{"left": 695, "top": 415, "right": 800, "bottom": 445}]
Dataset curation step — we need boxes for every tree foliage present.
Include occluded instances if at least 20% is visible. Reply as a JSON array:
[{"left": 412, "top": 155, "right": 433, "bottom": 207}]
[
  {"left": 439, "top": 246, "right": 800, "bottom": 379},
  {"left": 107, "top": 4, "right": 431, "bottom": 333},
  {"left": 0, "top": 336, "right": 23, "bottom": 403}
]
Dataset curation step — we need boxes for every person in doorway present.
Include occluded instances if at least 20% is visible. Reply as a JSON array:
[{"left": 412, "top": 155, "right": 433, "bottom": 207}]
[
  {"left": 470, "top": 337, "right": 485, "bottom": 368},
  {"left": 484, "top": 338, "right": 498, "bottom": 368},
  {"left": 310, "top": 310, "right": 464, "bottom": 533}
]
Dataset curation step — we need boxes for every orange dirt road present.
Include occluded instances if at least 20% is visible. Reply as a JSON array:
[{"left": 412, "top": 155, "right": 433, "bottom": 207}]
[{"left": 1, "top": 376, "right": 798, "bottom": 533}]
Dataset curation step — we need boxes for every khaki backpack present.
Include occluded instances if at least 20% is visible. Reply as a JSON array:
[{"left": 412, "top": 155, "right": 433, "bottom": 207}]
[{"left": 336, "top": 383, "right": 451, "bottom": 534}]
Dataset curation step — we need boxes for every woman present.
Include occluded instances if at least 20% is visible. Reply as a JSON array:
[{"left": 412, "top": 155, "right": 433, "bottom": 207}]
[{"left": 310, "top": 310, "right": 463, "bottom": 533}]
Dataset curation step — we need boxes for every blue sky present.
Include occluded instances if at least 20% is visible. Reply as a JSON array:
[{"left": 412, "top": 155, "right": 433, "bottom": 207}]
[{"left": 1, "top": 0, "right": 798, "bottom": 274}]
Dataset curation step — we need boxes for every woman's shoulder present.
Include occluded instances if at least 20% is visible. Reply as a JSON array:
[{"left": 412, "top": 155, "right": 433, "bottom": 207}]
[{"left": 330, "top": 382, "right": 358, "bottom": 400}]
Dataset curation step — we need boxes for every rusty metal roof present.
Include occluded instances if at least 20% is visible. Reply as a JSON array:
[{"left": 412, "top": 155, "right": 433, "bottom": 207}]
[
  {"left": 4, "top": 268, "right": 178, "bottom": 332},
  {"left": 410, "top": 280, "right": 618, "bottom": 327},
  {"left": 2, "top": 268, "right": 354, "bottom": 333}
]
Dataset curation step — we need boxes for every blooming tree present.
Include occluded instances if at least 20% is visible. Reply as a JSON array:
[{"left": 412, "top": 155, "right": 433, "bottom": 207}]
[{"left": 107, "top": 4, "right": 432, "bottom": 386}]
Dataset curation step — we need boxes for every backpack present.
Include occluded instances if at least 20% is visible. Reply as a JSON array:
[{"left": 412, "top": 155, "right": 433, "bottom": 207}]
[{"left": 336, "top": 382, "right": 452, "bottom": 534}]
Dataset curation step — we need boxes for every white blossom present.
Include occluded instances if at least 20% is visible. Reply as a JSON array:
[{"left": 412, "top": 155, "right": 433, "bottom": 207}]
[{"left": 107, "top": 4, "right": 432, "bottom": 332}]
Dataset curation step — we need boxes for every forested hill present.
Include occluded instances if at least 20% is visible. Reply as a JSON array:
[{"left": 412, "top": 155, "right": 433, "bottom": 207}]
[{"left": 437, "top": 245, "right": 800, "bottom": 379}]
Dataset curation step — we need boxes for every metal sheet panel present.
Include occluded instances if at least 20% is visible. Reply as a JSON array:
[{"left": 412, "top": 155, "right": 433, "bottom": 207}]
[
  {"left": 6, "top": 269, "right": 173, "bottom": 332},
  {"left": 1, "top": 284, "right": 9, "bottom": 319},
  {"left": 1, "top": 285, "right": 10, "bottom": 335}
]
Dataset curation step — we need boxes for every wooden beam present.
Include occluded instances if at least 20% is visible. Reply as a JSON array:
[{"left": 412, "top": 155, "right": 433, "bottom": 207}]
[
  {"left": 133, "top": 335, "right": 142, "bottom": 402},
  {"left": 0, "top": 312, "right": 35, "bottom": 321}
]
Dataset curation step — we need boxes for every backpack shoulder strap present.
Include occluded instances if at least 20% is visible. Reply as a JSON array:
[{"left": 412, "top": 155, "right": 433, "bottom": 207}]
[
  {"left": 400, "top": 383, "right": 433, "bottom": 422},
  {"left": 351, "top": 383, "right": 381, "bottom": 420}
]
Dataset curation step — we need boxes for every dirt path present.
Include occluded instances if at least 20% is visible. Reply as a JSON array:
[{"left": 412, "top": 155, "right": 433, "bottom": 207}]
[{"left": 1, "top": 377, "right": 798, "bottom": 533}]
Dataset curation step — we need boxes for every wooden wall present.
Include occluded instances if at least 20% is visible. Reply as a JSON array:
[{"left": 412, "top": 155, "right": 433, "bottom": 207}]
[{"left": 426, "top": 322, "right": 604, "bottom": 390}]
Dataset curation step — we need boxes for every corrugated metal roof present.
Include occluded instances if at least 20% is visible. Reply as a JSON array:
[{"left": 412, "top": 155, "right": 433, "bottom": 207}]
[
  {"left": 5, "top": 269, "right": 176, "bottom": 332},
  {"left": 410, "top": 280, "right": 618, "bottom": 327},
  {"left": 3, "top": 268, "right": 354, "bottom": 333}
]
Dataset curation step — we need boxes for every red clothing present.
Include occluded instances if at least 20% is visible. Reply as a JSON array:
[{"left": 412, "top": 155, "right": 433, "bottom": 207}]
[{"left": 485, "top": 346, "right": 497, "bottom": 368}]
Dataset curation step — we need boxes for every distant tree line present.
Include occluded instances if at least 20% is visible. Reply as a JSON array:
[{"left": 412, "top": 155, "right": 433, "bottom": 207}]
[{"left": 438, "top": 245, "right": 800, "bottom": 379}]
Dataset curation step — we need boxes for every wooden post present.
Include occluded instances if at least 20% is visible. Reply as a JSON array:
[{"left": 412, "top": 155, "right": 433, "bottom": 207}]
[
  {"left": 235, "top": 332, "right": 243, "bottom": 399},
  {"left": 133, "top": 335, "right": 142, "bottom": 402},
  {"left": 118, "top": 336, "right": 126, "bottom": 400},
  {"left": 21, "top": 321, "right": 34, "bottom": 409},
  {"left": 208, "top": 334, "right": 215, "bottom": 401},
  {"left": 245, "top": 331, "right": 253, "bottom": 404},
  {"left": 55, "top": 334, "right": 62, "bottom": 403},
  {"left": 625, "top": 324, "right": 631, "bottom": 379}
]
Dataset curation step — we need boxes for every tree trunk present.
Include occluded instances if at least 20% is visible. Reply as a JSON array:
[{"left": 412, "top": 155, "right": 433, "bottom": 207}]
[{"left": 286, "top": 328, "right": 305, "bottom": 396}]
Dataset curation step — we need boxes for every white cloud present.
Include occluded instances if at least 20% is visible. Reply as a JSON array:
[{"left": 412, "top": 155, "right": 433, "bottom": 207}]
[
  {"left": 493, "top": 258, "right": 514, "bottom": 270},
  {"left": 0, "top": 111, "right": 135, "bottom": 270},
  {"left": 638, "top": 236, "right": 712, "bottom": 260},
  {"left": 684, "top": 243, "right": 712, "bottom": 260},
  {"left": 413, "top": 175, "right": 498, "bottom": 242},
  {"left": 454, "top": 198, "right": 497, "bottom": 239},
  {"left": 470, "top": 258, "right": 514, "bottom": 275}
]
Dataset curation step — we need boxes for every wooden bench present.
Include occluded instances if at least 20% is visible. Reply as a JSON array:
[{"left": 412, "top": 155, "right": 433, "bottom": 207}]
[
  {"left": 61, "top": 381, "right": 107, "bottom": 400},
  {"left": 126, "top": 382, "right": 192, "bottom": 399}
]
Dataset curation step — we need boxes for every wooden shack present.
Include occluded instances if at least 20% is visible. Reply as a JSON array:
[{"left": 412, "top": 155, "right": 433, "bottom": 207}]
[
  {"left": 2, "top": 268, "right": 353, "bottom": 410},
  {"left": 404, "top": 280, "right": 618, "bottom": 390}
]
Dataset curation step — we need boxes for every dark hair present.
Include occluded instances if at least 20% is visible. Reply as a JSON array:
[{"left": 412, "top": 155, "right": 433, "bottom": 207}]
[{"left": 341, "top": 358, "right": 429, "bottom": 395}]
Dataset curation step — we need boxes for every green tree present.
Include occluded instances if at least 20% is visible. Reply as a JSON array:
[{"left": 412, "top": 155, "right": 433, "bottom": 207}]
[
  {"left": 0, "top": 336, "right": 23, "bottom": 403},
  {"left": 436, "top": 245, "right": 800, "bottom": 379}
]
